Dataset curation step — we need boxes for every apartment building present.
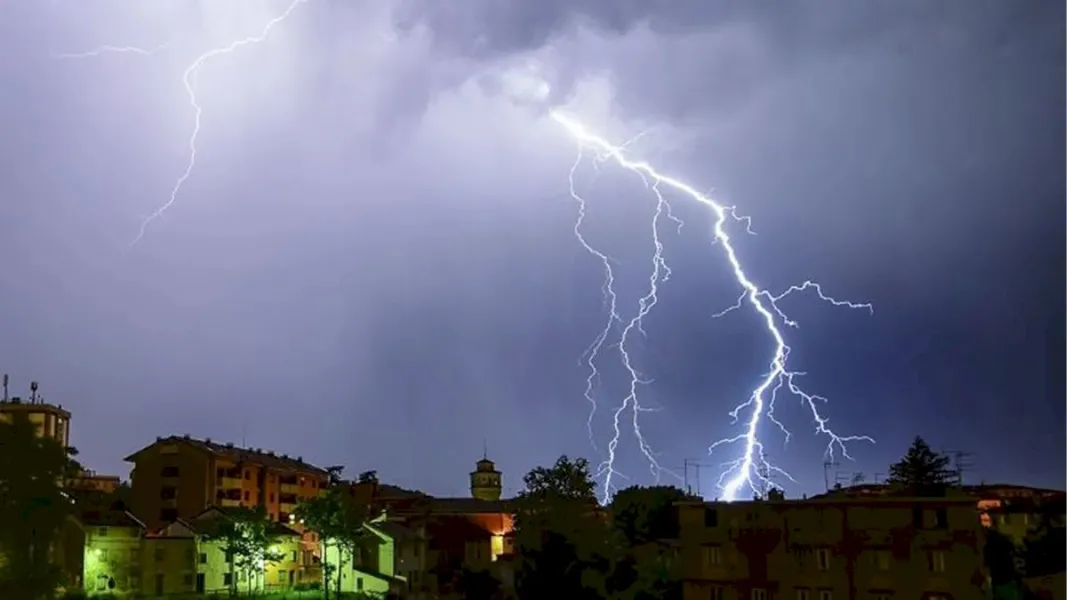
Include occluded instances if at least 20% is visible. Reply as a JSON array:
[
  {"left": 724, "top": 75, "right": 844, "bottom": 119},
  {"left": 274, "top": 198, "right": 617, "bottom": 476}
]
[
  {"left": 677, "top": 493, "right": 988, "bottom": 600},
  {"left": 125, "top": 435, "right": 329, "bottom": 531},
  {"left": 0, "top": 395, "right": 71, "bottom": 448}
]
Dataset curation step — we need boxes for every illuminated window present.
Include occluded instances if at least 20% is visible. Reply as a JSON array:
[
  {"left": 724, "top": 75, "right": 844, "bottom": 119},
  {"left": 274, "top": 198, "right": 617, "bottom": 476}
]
[
  {"left": 703, "top": 545, "right": 723, "bottom": 568},
  {"left": 928, "top": 551, "right": 946, "bottom": 573},
  {"left": 816, "top": 548, "right": 831, "bottom": 571}
]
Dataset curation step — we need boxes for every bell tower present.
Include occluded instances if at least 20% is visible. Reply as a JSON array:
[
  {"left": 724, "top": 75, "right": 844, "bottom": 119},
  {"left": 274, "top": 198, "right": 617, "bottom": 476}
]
[{"left": 470, "top": 453, "right": 502, "bottom": 502}]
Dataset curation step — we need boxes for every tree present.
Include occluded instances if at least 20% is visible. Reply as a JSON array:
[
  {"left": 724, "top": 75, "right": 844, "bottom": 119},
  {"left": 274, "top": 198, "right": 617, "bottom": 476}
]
[
  {"left": 1021, "top": 499, "right": 1066, "bottom": 578},
  {"left": 295, "top": 486, "right": 372, "bottom": 599},
  {"left": 887, "top": 436, "right": 953, "bottom": 494},
  {"left": 201, "top": 506, "right": 284, "bottom": 597},
  {"left": 513, "top": 455, "right": 607, "bottom": 600},
  {"left": 0, "top": 412, "right": 83, "bottom": 600},
  {"left": 605, "top": 486, "right": 691, "bottom": 600},
  {"left": 358, "top": 470, "right": 378, "bottom": 484}
]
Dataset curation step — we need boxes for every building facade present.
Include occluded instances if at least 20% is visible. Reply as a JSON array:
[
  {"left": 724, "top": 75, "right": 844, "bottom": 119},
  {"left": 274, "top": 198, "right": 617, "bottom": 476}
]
[
  {"left": 0, "top": 396, "right": 71, "bottom": 448},
  {"left": 677, "top": 494, "right": 988, "bottom": 600},
  {"left": 125, "top": 435, "right": 329, "bottom": 531}
]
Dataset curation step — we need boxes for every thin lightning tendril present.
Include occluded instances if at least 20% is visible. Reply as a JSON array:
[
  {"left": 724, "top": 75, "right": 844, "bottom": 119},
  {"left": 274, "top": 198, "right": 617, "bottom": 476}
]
[
  {"left": 552, "top": 111, "right": 875, "bottom": 502},
  {"left": 56, "top": 0, "right": 309, "bottom": 249}
]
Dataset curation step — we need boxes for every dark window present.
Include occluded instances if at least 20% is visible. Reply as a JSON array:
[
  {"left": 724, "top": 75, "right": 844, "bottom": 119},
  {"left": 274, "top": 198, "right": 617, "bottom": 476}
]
[
  {"left": 243, "top": 491, "right": 250, "bottom": 501},
  {"left": 912, "top": 506, "right": 924, "bottom": 528},
  {"left": 223, "top": 573, "right": 233, "bottom": 586},
  {"left": 160, "top": 487, "right": 177, "bottom": 500},
  {"left": 160, "top": 466, "right": 179, "bottom": 477},
  {"left": 244, "top": 470, "right": 251, "bottom": 480},
  {"left": 199, "top": 553, "right": 207, "bottom": 564},
  {"left": 160, "top": 508, "right": 178, "bottom": 522},
  {"left": 704, "top": 508, "right": 719, "bottom": 528},
  {"left": 934, "top": 508, "right": 949, "bottom": 529}
]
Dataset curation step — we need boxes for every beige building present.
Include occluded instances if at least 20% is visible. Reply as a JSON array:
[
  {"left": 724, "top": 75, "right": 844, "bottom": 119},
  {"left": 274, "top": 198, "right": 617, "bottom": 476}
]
[
  {"left": 678, "top": 493, "right": 988, "bottom": 600},
  {"left": 0, "top": 395, "right": 71, "bottom": 448}
]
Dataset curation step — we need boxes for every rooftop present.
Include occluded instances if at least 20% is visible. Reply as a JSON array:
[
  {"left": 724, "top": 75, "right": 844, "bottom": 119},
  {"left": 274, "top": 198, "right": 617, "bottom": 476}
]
[{"left": 125, "top": 435, "right": 329, "bottom": 476}]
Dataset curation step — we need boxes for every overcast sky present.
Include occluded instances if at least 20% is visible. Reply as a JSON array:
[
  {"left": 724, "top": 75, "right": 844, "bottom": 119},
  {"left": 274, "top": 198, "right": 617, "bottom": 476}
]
[{"left": 0, "top": 0, "right": 1062, "bottom": 499}]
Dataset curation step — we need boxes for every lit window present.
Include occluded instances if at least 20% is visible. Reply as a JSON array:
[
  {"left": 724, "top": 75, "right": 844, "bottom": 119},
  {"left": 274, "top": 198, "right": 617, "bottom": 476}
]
[
  {"left": 816, "top": 548, "right": 831, "bottom": 571},
  {"left": 703, "top": 545, "right": 723, "bottom": 568},
  {"left": 928, "top": 550, "right": 946, "bottom": 573}
]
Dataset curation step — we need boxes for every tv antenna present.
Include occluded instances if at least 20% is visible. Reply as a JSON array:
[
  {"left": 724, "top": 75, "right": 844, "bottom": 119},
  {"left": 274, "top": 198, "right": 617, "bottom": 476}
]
[
  {"left": 2, "top": 374, "right": 7, "bottom": 402},
  {"left": 29, "top": 380, "right": 39, "bottom": 404},
  {"left": 822, "top": 460, "right": 840, "bottom": 492}
]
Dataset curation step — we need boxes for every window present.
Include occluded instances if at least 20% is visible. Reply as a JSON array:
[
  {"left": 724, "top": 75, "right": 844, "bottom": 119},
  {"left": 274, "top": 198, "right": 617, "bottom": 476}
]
[
  {"left": 96, "top": 527, "right": 108, "bottom": 537},
  {"left": 912, "top": 506, "right": 924, "bottom": 528},
  {"left": 160, "top": 508, "right": 178, "bottom": 522},
  {"left": 872, "top": 550, "right": 891, "bottom": 571},
  {"left": 928, "top": 550, "right": 946, "bottom": 573},
  {"left": 198, "top": 553, "right": 207, "bottom": 565},
  {"left": 752, "top": 588, "right": 767, "bottom": 600},
  {"left": 702, "top": 545, "right": 723, "bottom": 568},
  {"left": 244, "top": 491, "right": 250, "bottom": 501},
  {"left": 796, "top": 590, "right": 809, "bottom": 600},
  {"left": 819, "top": 591, "right": 832, "bottom": 600},
  {"left": 357, "top": 577, "right": 364, "bottom": 591},
  {"left": 244, "top": 470, "right": 251, "bottom": 480},
  {"left": 96, "top": 575, "right": 108, "bottom": 591},
  {"left": 710, "top": 587, "right": 724, "bottom": 600},
  {"left": 704, "top": 508, "right": 719, "bottom": 528},
  {"left": 292, "top": 551, "right": 298, "bottom": 562},
  {"left": 277, "top": 570, "right": 288, "bottom": 583},
  {"left": 934, "top": 508, "right": 948, "bottom": 529},
  {"left": 160, "top": 487, "right": 177, "bottom": 500},
  {"left": 223, "top": 573, "right": 233, "bottom": 586},
  {"left": 816, "top": 548, "right": 831, "bottom": 571}
]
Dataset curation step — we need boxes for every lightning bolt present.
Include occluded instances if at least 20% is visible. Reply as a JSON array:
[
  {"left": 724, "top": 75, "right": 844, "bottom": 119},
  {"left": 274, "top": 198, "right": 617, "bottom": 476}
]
[
  {"left": 552, "top": 111, "right": 875, "bottom": 502},
  {"left": 56, "top": 0, "right": 309, "bottom": 248}
]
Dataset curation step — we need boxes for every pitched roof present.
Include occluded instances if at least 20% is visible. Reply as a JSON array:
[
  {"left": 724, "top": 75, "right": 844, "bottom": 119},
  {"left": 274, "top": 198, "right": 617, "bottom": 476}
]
[
  {"left": 124, "top": 435, "right": 329, "bottom": 475},
  {"left": 78, "top": 508, "right": 146, "bottom": 529},
  {"left": 368, "top": 520, "right": 418, "bottom": 541}
]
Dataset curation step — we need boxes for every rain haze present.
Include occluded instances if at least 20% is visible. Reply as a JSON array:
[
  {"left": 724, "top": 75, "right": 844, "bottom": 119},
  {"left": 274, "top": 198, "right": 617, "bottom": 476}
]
[{"left": 0, "top": 0, "right": 1062, "bottom": 499}]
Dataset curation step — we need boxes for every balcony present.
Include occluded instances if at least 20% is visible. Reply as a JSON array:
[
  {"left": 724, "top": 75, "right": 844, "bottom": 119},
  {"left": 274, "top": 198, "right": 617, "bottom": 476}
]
[
  {"left": 219, "top": 498, "right": 242, "bottom": 508},
  {"left": 216, "top": 477, "right": 242, "bottom": 489},
  {"left": 280, "top": 483, "right": 300, "bottom": 495}
]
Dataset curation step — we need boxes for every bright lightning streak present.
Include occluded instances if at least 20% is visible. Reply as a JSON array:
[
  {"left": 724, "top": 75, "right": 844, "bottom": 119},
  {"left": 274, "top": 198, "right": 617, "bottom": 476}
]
[
  {"left": 56, "top": 0, "right": 309, "bottom": 248},
  {"left": 552, "top": 111, "right": 874, "bottom": 502}
]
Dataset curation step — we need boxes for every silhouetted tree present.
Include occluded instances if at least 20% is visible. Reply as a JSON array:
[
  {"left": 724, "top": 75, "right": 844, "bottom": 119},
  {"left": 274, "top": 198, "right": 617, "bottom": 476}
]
[
  {"left": 513, "top": 455, "right": 607, "bottom": 600},
  {"left": 453, "top": 567, "right": 503, "bottom": 600},
  {"left": 887, "top": 436, "right": 952, "bottom": 494},
  {"left": 1022, "top": 500, "right": 1066, "bottom": 578},
  {"left": 984, "top": 529, "right": 1021, "bottom": 589},
  {"left": 0, "top": 412, "right": 83, "bottom": 600},
  {"left": 201, "top": 506, "right": 285, "bottom": 596},
  {"left": 296, "top": 486, "right": 372, "bottom": 599},
  {"left": 607, "top": 486, "right": 690, "bottom": 600},
  {"left": 611, "top": 485, "right": 690, "bottom": 546},
  {"left": 358, "top": 470, "right": 378, "bottom": 484}
]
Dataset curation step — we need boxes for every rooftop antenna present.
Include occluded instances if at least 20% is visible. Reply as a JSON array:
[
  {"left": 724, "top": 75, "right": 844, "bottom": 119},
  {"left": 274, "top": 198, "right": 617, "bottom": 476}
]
[
  {"left": 2, "top": 374, "right": 7, "bottom": 401},
  {"left": 482, "top": 439, "right": 488, "bottom": 460},
  {"left": 822, "top": 459, "right": 839, "bottom": 492},
  {"left": 29, "top": 381, "right": 39, "bottom": 404}
]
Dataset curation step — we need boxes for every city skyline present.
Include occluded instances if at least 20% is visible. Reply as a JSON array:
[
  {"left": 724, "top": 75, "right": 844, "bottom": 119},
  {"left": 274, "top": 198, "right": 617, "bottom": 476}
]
[{"left": 0, "top": 1, "right": 1063, "bottom": 502}]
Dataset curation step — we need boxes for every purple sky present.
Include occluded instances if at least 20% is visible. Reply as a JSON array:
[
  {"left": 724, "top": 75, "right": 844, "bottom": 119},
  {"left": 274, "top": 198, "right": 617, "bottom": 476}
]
[{"left": 0, "top": 0, "right": 1062, "bottom": 499}]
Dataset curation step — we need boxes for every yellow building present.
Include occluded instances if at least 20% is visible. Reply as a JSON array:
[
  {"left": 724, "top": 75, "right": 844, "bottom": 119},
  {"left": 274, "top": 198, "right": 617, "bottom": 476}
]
[
  {"left": 0, "top": 393, "right": 71, "bottom": 448},
  {"left": 149, "top": 507, "right": 305, "bottom": 595},
  {"left": 59, "top": 508, "right": 147, "bottom": 596},
  {"left": 320, "top": 519, "right": 406, "bottom": 597},
  {"left": 677, "top": 493, "right": 988, "bottom": 600}
]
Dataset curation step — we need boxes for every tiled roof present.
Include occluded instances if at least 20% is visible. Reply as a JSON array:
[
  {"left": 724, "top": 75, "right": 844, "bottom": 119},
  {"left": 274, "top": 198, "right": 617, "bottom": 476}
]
[
  {"left": 369, "top": 520, "right": 419, "bottom": 541},
  {"left": 79, "top": 508, "right": 146, "bottom": 529},
  {"left": 125, "top": 435, "right": 329, "bottom": 475}
]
